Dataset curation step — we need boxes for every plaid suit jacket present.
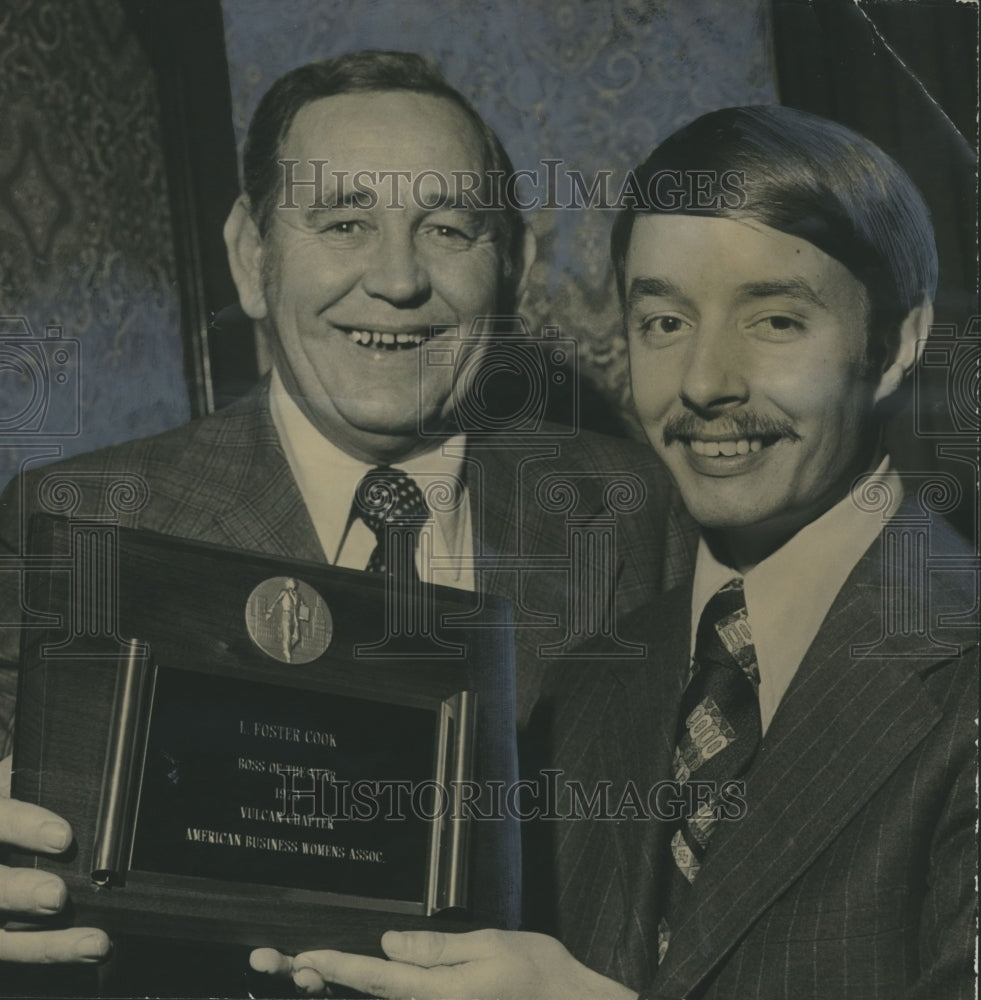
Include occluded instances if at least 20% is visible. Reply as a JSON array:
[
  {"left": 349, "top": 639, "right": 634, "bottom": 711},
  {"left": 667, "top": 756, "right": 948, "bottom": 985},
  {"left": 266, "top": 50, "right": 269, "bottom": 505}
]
[
  {"left": 535, "top": 507, "right": 976, "bottom": 1000},
  {"left": 0, "top": 379, "right": 695, "bottom": 751}
]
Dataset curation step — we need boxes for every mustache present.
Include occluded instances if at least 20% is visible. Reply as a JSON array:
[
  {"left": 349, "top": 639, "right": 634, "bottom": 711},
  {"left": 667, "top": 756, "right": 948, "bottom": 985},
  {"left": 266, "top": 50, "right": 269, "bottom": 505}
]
[{"left": 662, "top": 411, "right": 800, "bottom": 446}]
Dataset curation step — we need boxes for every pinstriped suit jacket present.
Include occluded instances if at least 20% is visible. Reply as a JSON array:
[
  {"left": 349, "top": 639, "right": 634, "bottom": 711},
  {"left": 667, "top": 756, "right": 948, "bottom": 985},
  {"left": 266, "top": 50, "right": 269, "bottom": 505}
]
[
  {"left": 536, "top": 508, "right": 976, "bottom": 1000},
  {"left": 0, "top": 379, "right": 695, "bottom": 751}
]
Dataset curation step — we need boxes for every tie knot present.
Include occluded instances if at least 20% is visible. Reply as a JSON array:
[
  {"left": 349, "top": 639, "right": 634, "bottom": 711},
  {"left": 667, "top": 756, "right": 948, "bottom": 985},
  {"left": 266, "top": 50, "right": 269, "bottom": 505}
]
[
  {"left": 695, "top": 579, "right": 756, "bottom": 677},
  {"left": 353, "top": 467, "right": 431, "bottom": 537}
]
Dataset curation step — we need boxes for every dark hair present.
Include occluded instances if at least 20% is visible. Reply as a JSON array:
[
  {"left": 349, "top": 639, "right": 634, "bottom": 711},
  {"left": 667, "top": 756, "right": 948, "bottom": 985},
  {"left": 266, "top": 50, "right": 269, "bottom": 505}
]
[
  {"left": 243, "top": 50, "right": 526, "bottom": 299},
  {"left": 610, "top": 105, "right": 937, "bottom": 369}
]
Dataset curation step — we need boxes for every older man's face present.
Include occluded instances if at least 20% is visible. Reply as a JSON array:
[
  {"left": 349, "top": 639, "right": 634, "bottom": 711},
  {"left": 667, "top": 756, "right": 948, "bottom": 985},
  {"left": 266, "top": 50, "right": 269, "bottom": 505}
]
[
  {"left": 249, "top": 91, "right": 503, "bottom": 461},
  {"left": 626, "top": 214, "right": 884, "bottom": 556}
]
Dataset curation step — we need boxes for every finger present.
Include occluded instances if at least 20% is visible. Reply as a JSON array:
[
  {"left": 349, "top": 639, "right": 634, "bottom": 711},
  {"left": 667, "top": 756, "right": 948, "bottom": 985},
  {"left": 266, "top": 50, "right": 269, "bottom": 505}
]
[
  {"left": 292, "top": 965, "right": 328, "bottom": 995},
  {"left": 381, "top": 928, "right": 502, "bottom": 967},
  {"left": 292, "top": 950, "right": 449, "bottom": 1000},
  {"left": 0, "top": 798, "right": 73, "bottom": 854},
  {"left": 0, "top": 927, "right": 110, "bottom": 964},
  {"left": 0, "top": 756, "right": 11, "bottom": 797},
  {"left": 249, "top": 947, "right": 294, "bottom": 977},
  {"left": 0, "top": 864, "right": 67, "bottom": 914}
]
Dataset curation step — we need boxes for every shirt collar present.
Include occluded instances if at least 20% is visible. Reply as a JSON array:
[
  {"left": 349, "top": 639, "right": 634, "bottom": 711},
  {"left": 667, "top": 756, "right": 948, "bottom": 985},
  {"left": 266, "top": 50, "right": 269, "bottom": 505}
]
[
  {"left": 691, "top": 458, "right": 902, "bottom": 732},
  {"left": 268, "top": 367, "right": 468, "bottom": 563}
]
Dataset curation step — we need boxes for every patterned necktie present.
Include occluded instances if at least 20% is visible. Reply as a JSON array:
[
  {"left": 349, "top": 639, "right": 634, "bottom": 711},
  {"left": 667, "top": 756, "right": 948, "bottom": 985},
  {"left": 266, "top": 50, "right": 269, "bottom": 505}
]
[
  {"left": 657, "top": 578, "right": 761, "bottom": 964},
  {"left": 351, "top": 467, "right": 431, "bottom": 576}
]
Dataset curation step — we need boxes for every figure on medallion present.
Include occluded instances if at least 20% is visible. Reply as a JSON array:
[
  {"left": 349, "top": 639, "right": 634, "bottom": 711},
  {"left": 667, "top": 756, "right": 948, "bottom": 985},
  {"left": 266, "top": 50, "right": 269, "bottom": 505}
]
[{"left": 265, "top": 578, "right": 305, "bottom": 662}]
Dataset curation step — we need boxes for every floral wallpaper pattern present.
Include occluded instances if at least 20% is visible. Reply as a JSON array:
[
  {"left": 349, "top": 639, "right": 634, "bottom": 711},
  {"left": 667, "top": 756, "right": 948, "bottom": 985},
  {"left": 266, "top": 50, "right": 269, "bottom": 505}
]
[
  {"left": 0, "top": 0, "right": 189, "bottom": 491},
  {"left": 222, "top": 0, "right": 777, "bottom": 430},
  {"left": 0, "top": 0, "right": 777, "bottom": 493}
]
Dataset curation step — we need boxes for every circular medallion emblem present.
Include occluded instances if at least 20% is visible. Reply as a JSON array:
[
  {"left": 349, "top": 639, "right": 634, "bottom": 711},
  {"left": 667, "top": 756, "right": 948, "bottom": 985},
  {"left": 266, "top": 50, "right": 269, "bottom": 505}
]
[{"left": 245, "top": 577, "right": 332, "bottom": 664}]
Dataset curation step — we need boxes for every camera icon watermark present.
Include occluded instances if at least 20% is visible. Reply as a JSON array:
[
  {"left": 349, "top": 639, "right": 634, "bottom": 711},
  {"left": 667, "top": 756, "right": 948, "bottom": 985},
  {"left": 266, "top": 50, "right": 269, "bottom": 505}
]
[
  {"left": 419, "top": 316, "right": 579, "bottom": 438},
  {"left": 0, "top": 315, "right": 81, "bottom": 438}
]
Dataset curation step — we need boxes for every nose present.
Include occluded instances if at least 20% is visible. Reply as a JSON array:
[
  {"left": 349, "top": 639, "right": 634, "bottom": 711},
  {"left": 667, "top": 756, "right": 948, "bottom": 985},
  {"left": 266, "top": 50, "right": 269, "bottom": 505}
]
[
  {"left": 361, "top": 230, "right": 431, "bottom": 307},
  {"left": 679, "top": 319, "right": 750, "bottom": 415}
]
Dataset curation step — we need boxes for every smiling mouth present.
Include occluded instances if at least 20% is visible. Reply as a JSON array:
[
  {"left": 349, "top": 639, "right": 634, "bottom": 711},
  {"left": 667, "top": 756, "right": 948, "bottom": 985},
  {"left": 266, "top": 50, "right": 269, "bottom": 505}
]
[
  {"left": 685, "top": 435, "right": 782, "bottom": 457},
  {"left": 341, "top": 327, "right": 432, "bottom": 351}
]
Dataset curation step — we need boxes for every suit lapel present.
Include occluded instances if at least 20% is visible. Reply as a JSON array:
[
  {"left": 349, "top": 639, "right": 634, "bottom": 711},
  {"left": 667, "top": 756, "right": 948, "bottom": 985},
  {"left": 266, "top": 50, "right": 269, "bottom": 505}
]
[
  {"left": 204, "top": 389, "right": 326, "bottom": 563},
  {"left": 604, "top": 586, "right": 691, "bottom": 983},
  {"left": 653, "top": 539, "right": 958, "bottom": 996},
  {"left": 462, "top": 438, "right": 525, "bottom": 575}
]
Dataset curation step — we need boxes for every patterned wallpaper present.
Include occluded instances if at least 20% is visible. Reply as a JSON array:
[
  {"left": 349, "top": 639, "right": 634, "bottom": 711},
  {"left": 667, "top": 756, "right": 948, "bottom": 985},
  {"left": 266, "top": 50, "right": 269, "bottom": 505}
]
[
  {"left": 221, "top": 0, "right": 777, "bottom": 430},
  {"left": 0, "top": 0, "right": 189, "bottom": 491},
  {"left": 0, "top": 0, "right": 776, "bottom": 492}
]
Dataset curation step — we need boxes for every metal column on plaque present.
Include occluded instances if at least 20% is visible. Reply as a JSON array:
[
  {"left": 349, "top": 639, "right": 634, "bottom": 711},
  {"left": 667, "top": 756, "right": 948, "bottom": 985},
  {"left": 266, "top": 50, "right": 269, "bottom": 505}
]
[{"left": 91, "top": 639, "right": 153, "bottom": 886}]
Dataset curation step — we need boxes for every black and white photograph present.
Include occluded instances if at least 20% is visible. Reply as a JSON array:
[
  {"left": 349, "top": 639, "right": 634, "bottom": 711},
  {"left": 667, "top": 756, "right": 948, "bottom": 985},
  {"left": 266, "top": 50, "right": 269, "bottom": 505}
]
[{"left": 0, "top": 1, "right": 977, "bottom": 997}]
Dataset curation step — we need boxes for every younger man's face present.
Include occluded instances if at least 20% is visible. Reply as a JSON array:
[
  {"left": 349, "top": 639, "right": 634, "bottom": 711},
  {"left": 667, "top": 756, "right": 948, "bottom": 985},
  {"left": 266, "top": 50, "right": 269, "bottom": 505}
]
[{"left": 626, "top": 214, "right": 888, "bottom": 553}]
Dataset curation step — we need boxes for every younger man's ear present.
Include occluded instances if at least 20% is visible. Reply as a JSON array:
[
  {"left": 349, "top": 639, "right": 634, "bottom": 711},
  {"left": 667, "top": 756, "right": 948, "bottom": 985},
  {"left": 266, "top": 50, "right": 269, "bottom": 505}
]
[
  {"left": 873, "top": 297, "right": 933, "bottom": 405},
  {"left": 223, "top": 196, "right": 268, "bottom": 321}
]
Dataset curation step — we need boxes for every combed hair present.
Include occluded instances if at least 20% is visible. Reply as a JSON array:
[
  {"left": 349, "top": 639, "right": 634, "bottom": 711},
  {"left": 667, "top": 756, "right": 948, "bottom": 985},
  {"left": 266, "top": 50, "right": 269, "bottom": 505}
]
[
  {"left": 610, "top": 106, "right": 938, "bottom": 369},
  {"left": 243, "top": 50, "right": 526, "bottom": 301}
]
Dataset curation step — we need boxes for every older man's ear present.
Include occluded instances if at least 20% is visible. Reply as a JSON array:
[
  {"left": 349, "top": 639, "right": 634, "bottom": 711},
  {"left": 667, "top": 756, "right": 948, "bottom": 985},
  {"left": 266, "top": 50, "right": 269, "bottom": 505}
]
[
  {"left": 873, "top": 296, "right": 933, "bottom": 405},
  {"left": 223, "top": 195, "right": 269, "bottom": 322}
]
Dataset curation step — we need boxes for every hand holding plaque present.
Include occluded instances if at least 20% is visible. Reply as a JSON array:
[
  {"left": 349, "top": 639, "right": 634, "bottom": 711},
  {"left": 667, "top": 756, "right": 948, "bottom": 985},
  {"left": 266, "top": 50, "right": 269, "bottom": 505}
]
[
  {"left": 250, "top": 928, "right": 638, "bottom": 1000},
  {"left": 0, "top": 757, "right": 111, "bottom": 964},
  {"left": 11, "top": 515, "right": 518, "bottom": 954}
]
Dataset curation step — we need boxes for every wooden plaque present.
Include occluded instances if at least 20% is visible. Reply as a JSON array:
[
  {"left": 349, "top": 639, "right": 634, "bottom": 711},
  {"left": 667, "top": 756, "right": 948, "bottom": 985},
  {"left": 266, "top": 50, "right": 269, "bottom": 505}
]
[{"left": 11, "top": 514, "right": 518, "bottom": 954}]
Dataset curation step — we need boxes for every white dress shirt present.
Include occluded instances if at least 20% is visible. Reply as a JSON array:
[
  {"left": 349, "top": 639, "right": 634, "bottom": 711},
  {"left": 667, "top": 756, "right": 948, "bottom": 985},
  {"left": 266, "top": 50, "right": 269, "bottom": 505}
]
[
  {"left": 690, "top": 459, "right": 902, "bottom": 734},
  {"left": 268, "top": 368, "right": 474, "bottom": 590}
]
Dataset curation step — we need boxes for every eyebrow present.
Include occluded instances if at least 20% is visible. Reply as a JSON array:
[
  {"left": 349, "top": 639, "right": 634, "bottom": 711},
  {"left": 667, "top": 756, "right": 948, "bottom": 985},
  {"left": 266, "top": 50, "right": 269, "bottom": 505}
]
[
  {"left": 303, "top": 192, "right": 373, "bottom": 214},
  {"left": 625, "top": 275, "right": 829, "bottom": 312},
  {"left": 736, "top": 278, "right": 827, "bottom": 309},
  {"left": 412, "top": 194, "right": 490, "bottom": 218},
  {"left": 626, "top": 276, "right": 688, "bottom": 310},
  {"left": 301, "top": 192, "right": 483, "bottom": 221}
]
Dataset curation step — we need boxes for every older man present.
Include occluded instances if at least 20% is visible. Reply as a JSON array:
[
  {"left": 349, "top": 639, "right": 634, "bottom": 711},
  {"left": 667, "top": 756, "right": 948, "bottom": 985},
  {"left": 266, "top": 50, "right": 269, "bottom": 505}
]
[
  {"left": 0, "top": 51, "right": 687, "bottom": 989},
  {"left": 272, "top": 107, "right": 975, "bottom": 1000}
]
